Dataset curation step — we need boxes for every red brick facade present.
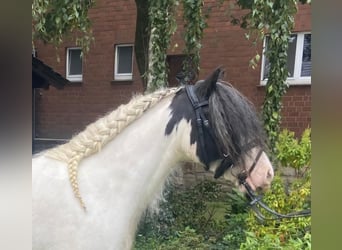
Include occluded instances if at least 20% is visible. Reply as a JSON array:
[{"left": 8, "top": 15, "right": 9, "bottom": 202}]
[{"left": 33, "top": 0, "right": 311, "bottom": 151}]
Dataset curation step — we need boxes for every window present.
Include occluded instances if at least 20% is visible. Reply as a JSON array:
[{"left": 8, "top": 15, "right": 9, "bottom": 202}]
[
  {"left": 114, "top": 44, "right": 134, "bottom": 80},
  {"left": 261, "top": 32, "right": 311, "bottom": 85},
  {"left": 66, "top": 47, "right": 83, "bottom": 82}
]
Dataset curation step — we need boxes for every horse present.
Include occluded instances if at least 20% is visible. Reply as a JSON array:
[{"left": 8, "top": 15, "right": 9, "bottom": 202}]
[{"left": 32, "top": 68, "right": 274, "bottom": 250}]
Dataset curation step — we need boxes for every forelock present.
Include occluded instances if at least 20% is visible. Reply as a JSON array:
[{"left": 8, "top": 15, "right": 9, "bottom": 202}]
[{"left": 208, "top": 82, "right": 266, "bottom": 164}]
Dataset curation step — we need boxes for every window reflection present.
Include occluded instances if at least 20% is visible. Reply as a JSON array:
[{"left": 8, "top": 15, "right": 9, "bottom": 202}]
[{"left": 301, "top": 34, "right": 311, "bottom": 77}]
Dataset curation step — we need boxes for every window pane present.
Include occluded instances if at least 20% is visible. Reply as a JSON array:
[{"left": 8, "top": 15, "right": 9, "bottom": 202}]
[
  {"left": 69, "top": 49, "right": 82, "bottom": 75},
  {"left": 286, "top": 34, "right": 297, "bottom": 77},
  {"left": 262, "top": 37, "right": 270, "bottom": 80},
  {"left": 263, "top": 35, "right": 297, "bottom": 79},
  {"left": 301, "top": 34, "right": 311, "bottom": 77},
  {"left": 118, "top": 46, "right": 133, "bottom": 74}
]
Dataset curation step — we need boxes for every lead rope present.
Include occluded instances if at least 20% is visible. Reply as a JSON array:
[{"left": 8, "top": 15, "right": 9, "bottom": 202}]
[
  {"left": 237, "top": 149, "right": 311, "bottom": 222},
  {"left": 242, "top": 179, "right": 311, "bottom": 222}
]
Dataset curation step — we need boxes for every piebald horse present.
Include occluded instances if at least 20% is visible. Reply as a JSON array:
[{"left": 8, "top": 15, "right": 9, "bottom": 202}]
[{"left": 32, "top": 68, "right": 274, "bottom": 249}]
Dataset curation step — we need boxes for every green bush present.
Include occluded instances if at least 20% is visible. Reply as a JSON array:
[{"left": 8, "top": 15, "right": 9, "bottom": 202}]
[
  {"left": 218, "top": 188, "right": 249, "bottom": 249},
  {"left": 135, "top": 128, "right": 312, "bottom": 249},
  {"left": 135, "top": 227, "right": 213, "bottom": 250},
  {"left": 240, "top": 231, "right": 311, "bottom": 250},
  {"left": 276, "top": 128, "right": 311, "bottom": 175},
  {"left": 168, "top": 180, "right": 225, "bottom": 236},
  {"left": 134, "top": 180, "right": 228, "bottom": 249},
  {"left": 158, "top": 227, "right": 211, "bottom": 250},
  {"left": 240, "top": 173, "right": 311, "bottom": 249},
  {"left": 239, "top": 128, "right": 311, "bottom": 249}
]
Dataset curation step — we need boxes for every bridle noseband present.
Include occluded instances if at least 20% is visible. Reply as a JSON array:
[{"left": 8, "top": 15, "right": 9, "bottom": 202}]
[{"left": 185, "top": 84, "right": 311, "bottom": 222}]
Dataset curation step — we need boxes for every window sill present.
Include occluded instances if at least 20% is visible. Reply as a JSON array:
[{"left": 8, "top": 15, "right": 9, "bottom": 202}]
[
  {"left": 260, "top": 78, "right": 311, "bottom": 87},
  {"left": 67, "top": 78, "right": 83, "bottom": 83}
]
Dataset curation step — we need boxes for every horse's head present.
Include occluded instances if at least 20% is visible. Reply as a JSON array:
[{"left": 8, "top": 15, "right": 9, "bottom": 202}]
[{"left": 166, "top": 67, "right": 274, "bottom": 193}]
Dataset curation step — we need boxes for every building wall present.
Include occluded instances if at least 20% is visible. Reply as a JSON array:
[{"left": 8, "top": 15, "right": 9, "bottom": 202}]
[
  {"left": 34, "top": 0, "right": 311, "bottom": 148},
  {"left": 34, "top": 0, "right": 143, "bottom": 142}
]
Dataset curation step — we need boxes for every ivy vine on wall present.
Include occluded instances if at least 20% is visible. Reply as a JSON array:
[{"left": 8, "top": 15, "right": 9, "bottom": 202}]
[
  {"left": 146, "top": 0, "right": 207, "bottom": 92},
  {"left": 146, "top": 0, "right": 178, "bottom": 93},
  {"left": 32, "top": 0, "right": 95, "bottom": 53},
  {"left": 181, "top": 0, "right": 207, "bottom": 82},
  {"left": 235, "top": 0, "right": 310, "bottom": 154}
]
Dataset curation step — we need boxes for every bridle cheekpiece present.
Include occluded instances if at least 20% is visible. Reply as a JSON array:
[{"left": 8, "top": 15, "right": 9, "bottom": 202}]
[{"left": 185, "top": 84, "right": 241, "bottom": 179}]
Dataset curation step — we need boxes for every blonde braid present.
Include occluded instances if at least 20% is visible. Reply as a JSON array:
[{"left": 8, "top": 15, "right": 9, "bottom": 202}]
[{"left": 45, "top": 88, "right": 179, "bottom": 210}]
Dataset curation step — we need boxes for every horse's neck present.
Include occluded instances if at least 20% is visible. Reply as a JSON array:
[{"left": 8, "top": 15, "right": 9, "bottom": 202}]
[{"left": 77, "top": 96, "right": 191, "bottom": 247}]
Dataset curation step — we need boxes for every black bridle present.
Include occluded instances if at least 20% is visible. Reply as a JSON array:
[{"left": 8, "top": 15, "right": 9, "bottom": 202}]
[
  {"left": 185, "top": 84, "right": 260, "bottom": 179},
  {"left": 185, "top": 85, "right": 212, "bottom": 170},
  {"left": 185, "top": 84, "right": 311, "bottom": 222}
]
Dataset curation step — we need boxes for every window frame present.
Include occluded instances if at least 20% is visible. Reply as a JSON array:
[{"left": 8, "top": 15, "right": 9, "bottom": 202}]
[
  {"left": 260, "top": 32, "right": 311, "bottom": 86},
  {"left": 66, "top": 47, "right": 83, "bottom": 82},
  {"left": 114, "top": 44, "right": 134, "bottom": 81}
]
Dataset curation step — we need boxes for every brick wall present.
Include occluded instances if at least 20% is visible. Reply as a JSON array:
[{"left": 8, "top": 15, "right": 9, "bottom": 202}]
[
  {"left": 34, "top": 0, "right": 311, "bottom": 143},
  {"left": 34, "top": 0, "right": 143, "bottom": 140}
]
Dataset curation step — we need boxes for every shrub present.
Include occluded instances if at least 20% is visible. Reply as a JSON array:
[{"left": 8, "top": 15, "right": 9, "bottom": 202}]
[
  {"left": 240, "top": 231, "right": 311, "bottom": 250},
  {"left": 158, "top": 227, "right": 211, "bottom": 250},
  {"left": 218, "top": 188, "right": 249, "bottom": 249},
  {"left": 239, "top": 128, "right": 312, "bottom": 249},
  {"left": 240, "top": 173, "right": 311, "bottom": 249},
  {"left": 135, "top": 128, "right": 312, "bottom": 249},
  {"left": 134, "top": 180, "right": 227, "bottom": 249},
  {"left": 276, "top": 128, "right": 311, "bottom": 175},
  {"left": 167, "top": 180, "right": 225, "bottom": 237}
]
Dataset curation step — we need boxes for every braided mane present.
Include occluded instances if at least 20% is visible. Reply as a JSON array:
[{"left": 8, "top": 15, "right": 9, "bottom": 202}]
[{"left": 45, "top": 88, "right": 179, "bottom": 209}]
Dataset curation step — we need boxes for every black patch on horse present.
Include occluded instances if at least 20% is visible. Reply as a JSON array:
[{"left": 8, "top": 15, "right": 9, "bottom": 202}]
[{"left": 165, "top": 87, "right": 221, "bottom": 165}]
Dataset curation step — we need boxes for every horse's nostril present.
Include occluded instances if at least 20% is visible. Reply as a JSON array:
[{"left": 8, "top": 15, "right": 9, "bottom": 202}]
[
  {"left": 267, "top": 169, "right": 274, "bottom": 180},
  {"left": 256, "top": 186, "right": 263, "bottom": 193}
]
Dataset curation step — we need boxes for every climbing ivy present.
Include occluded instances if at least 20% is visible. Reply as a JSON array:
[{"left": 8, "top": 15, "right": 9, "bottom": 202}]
[
  {"left": 260, "top": 0, "right": 298, "bottom": 154},
  {"left": 146, "top": 0, "right": 207, "bottom": 92},
  {"left": 146, "top": 0, "right": 178, "bottom": 93},
  {"left": 182, "top": 0, "right": 207, "bottom": 82},
  {"left": 32, "top": 0, "right": 95, "bottom": 53},
  {"left": 235, "top": 0, "right": 310, "bottom": 154}
]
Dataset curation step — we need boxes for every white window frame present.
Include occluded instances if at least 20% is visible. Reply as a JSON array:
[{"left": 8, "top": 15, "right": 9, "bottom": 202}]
[
  {"left": 260, "top": 32, "right": 311, "bottom": 86},
  {"left": 114, "top": 44, "right": 134, "bottom": 81},
  {"left": 66, "top": 47, "right": 83, "bottom": 82}
]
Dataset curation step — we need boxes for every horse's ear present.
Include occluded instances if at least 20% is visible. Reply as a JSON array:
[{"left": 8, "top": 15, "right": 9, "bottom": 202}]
[{"left": 195, "top": 67, "right": 223, "bottom": 98}]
